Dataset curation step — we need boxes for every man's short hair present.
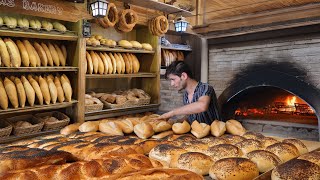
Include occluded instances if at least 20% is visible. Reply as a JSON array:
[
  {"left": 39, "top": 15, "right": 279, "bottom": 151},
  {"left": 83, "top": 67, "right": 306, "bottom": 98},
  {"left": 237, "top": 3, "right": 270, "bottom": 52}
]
[{"left": 165, "top": 61, "right": 194, "bottom": 79}]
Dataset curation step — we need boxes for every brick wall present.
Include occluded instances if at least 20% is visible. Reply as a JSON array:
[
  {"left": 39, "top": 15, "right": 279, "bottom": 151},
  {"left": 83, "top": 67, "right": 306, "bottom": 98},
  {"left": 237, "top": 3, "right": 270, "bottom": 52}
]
[
  {"left": 159, "top": 79, "right": 184, "bottom": 112},
  {"left": 209, "top": 33, "right": 320, "bottom": 97}
]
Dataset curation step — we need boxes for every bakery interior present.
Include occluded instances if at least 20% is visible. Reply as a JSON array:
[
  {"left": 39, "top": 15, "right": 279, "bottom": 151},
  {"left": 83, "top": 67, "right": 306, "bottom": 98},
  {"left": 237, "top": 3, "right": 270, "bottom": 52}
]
[{"left": 0, "top": 0, "right": 319, "bottom": 179}]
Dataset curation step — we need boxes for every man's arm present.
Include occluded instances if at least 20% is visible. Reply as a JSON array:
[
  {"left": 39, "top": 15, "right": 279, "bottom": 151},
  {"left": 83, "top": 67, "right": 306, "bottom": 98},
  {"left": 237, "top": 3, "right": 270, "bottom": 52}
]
[{"left": 157, "top": 95, "right": 211, "bottom": 120}]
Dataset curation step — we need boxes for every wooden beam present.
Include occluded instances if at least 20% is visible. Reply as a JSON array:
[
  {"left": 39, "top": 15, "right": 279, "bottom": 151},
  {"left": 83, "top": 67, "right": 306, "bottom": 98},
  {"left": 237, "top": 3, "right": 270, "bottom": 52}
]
[{"left": 193, "top": 3, "right": 320, "bottom": 35}]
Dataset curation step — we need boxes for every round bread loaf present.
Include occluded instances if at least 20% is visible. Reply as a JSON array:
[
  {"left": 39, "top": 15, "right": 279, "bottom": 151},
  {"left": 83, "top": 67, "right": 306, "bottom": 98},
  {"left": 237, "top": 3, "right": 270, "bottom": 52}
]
[
  {"left": 149, "top": 144, "right": 187, "bottom": 168},
  {"left": 282, "top": 138, "right": 308, "bottom": 155},
  {"left": 247, "top": 150, "right": 281, "bottom": 173},
  {"left": 172, "top": 121, "right": 191, "bottom": 134},
  {"left": 211, "top": 120, "right": 226, "bottom": 137},
  {"left": 180, "top": 140, "right": 209, "bottom": 153},
  {"left": 225, "top": 119, "right": 246, "bottom": 135},
  {"left": 298, "top": 151, "right": 320, "bottom": 166},
  {"left": 209, "top": 157, "right": 259, "bottom": 180},
  {"left": 134, "top": 122, "right": 154, "bottom": 139},
  {"left": 176, "top": 152, "right": 214, "bottom": 175},
  {"left": 199, "top": 136, "right": 229, "bottom": 147},
  {"left": 261, "top": 137, "right": 279, "bottom": 148},
  {"left": 242, "top": 131, "right": 265, "bottom": 140},
  {"left": 118, "top": 40, "right": 132, "bottom": 49},
  {"left": 221, "top": 134, "right": 246, "bottom": 144},
  {"left": 205, "top": 144, "right": 242, "bottom": 162},
  {"left": 271, "top": 159, "right": 320, "bottom": 180},
  {"left": 266, "top": 142, "right": 300, "bottom": 162},
  {"left": 235, "top": 139, "right": 263, "bottom": 154},
  {"left": 141, "top": 43, "right": 153, "bottom": 51}
]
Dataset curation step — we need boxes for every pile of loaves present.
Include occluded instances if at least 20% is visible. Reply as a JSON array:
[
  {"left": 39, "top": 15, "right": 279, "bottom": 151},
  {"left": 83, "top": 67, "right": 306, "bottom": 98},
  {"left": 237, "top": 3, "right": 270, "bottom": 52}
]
[
  {"left": 0, "top": 74, "right": 72, "bottom": 110},
  {"left": 0, "top": 38, "right": 67, "bottom": 67},
  {"left": 85, "top": 51, "right": 140, "bottom": 74},
  {"left": 162, "top": 49, "right": 184, "bottom": 66},
  {"left": 0, "top": 112, "right": 317, "bottom": 179},
  {"left": 0, "top": 16, "right": 67, "bottom": 32}
]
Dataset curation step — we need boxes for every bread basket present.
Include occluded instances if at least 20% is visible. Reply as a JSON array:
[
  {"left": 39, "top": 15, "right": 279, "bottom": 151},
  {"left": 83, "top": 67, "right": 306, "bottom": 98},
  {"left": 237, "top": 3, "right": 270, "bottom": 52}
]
[
  {"left": 35, "top": 111, "right": 70, "bottom": 131},
  {"left": 85, "top": 103, "right": 104, "bottom": 112},
  {"left": 6, "top": 115, "right": 44, "bottom": 136},
  {"left": 102, "top": 99, "right": 139, "bottom": 109},
  {"left": 0, "top": 120, "right": 12, "bottom": 138}
]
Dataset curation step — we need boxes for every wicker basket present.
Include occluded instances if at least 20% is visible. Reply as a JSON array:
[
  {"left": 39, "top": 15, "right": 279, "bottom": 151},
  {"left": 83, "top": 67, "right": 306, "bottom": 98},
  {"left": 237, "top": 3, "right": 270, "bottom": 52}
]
[
  {"left": 35, "top": 111, "right": 70, "bottom": 131},
  {"left": 0, "top": 120, "right": 12, "bottom": 138},
  {"left": 85, "top": 103, "right": 104, "bottom": 112},
  {"left": 102, "top": 99, "right": 139, "bottom": 109},
  {"left": 138, "top": 94, "right": 151, "bottom": 106},
  {"left": 6, "top": 115, "right": 44, "bottom": 136}
]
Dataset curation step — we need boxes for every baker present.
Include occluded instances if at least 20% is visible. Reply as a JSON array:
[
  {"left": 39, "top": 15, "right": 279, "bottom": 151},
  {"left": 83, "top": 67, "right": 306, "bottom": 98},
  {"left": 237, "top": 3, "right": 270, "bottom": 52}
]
[{"left": 157, "top": 61, "right": 220, "bottom": 125}]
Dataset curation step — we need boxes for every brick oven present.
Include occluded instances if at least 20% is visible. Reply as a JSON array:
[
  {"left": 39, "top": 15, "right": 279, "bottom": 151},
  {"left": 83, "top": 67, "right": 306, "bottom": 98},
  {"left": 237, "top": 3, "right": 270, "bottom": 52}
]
[{"left": 209, "top": 29, "right": 320, "bottom": 141}]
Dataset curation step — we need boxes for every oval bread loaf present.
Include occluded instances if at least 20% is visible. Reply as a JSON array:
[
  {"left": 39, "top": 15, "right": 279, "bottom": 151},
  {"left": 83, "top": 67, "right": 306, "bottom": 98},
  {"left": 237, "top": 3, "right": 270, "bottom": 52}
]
[
  {"left": 60, "top": 75, "right": 72, "bottom": 102},
  {"left": 54, "top": 76, "right": 65, "bottom": 103},
  {"left": 172, "top": 121, "right": 191, "bottom": 134},
  {"left": 0, "top": 78, "right": 9, "bottom": 110},
  {"left": 40, "top": 42, "right": 53, "bottom": 66},
  {"left": 34, "top": 42, "right": 48, "bottom": 66},
  {"left": 86, "top": 51, "right": 93, "bottom": 74},
  {"left": 4, "top": 38, "right": 21, "bottom": 67},
  {"left": 48, "top": 42, "right": 60, "bottom": 66},
  {"left": 113, "top": 53, "right": 122, "bottom": 74},
  {"left": 41, "top": 20, "right": 53, "bottom": 31},
  {"left": 21, "top": 75, "right": 35, "bottom": 106},
  {"left": 28, "top": 75, "right": 43, "bottom": 105},
  {"left": 99, "top": 121, "right": 124, "bottom": 136},
  {"left": 54, "top": 44, "right": 66, "bottom": 66},
  {"left": 53, "top": 22, "right": 67, "bottom": 32},
  {"left": 90, "top": 51, "right": 99, "bottom": 74},
  {"left": 4, "top": 77, "right": 19, "bottom": 108},
  {"left": 14, "top": 77, "right": 26, "bottom": 108},
  {"left": 23, "top": 40, "right": 37, "bottom": 67},
  {"left": 60, "top": 123, "right": 81, "bottom": 135},
  {"left": 117, "top": 53, "right": 126, "bottom": 74},
  {"left": 95, "top": 52, "right": 105, "bottom": 74},
  {"left": 61, "top": 45, "right": 67, "bottom": 60},
  {"left": 99, "top": 52, "right": 109, "bottom": 74},
  {"left": 16, "top": 40, "right": 30, "bottom": 67},
  {"left": 0, "top": 38, "right": 10, "bottom": 67},
  {"left": 108, "top": 53, "right": 117, "bottom": 74},
  {"left": 38, "top": 76, "right": 51, "bottom": 105}
]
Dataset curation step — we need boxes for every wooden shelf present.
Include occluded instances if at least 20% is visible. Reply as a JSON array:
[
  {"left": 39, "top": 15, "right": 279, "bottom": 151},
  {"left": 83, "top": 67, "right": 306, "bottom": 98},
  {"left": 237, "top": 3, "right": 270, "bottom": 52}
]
[
  {"left": 0, "top": 130, "right": 60, "bottom": 144},
  {"left": 0, "top": 100, "right": 78, "bottom": 116},
  {"left": 86, "top": 46, "right": 155, "bottom": 54},
  {"left": 86, "top": 72, "right": 157, "bottom": 79},
  {"left": 0, "top": 28, "right": 78, "bottom": 41},
  {"left": 85, "top": 104, "right": 160, "bottom": 121},
  {"left": 161, "top": 46, "right": 192, "bottom": 51},
  {"left": 118, "top": 0, "right": 194, "bottom": 17},
  {"left": 0, "top": 67, "right": 78, "bottom": 73}
]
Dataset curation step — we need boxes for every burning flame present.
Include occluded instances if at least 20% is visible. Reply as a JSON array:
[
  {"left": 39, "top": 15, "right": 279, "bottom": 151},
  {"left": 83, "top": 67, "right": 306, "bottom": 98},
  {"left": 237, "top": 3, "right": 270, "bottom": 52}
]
[{"left": 286, "top": 96, "right": 296, "bottom": 106}]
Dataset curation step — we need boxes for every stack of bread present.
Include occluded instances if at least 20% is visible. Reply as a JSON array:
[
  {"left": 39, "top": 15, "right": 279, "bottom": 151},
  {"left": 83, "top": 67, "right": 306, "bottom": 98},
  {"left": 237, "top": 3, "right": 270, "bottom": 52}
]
[
  {"left": 85, "top": 35, "right": 117, "bottom": 47},
  {"left": 0, "top": 16, "right": 67, "bottom": 32},
  {"left": 0, "top": 74, "right": 72, "bottom": 110},
  {"left": 85, "top": 51, "right": 140, "bottom": 74},
  {"left": 85, "top": 94, "right": 103, "bottom": 112},
  {"left": 0, "top": 37, "right": 67, "bottom": 67},
  {"left": 162, "top": 49, "right": 185, "bottom": 66}
]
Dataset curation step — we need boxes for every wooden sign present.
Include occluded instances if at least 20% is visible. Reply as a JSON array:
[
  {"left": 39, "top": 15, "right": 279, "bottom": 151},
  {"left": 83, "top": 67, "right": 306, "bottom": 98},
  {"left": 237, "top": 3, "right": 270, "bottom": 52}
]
[{"left": 0, "top": 0, "right": 92, "bottom": 22}]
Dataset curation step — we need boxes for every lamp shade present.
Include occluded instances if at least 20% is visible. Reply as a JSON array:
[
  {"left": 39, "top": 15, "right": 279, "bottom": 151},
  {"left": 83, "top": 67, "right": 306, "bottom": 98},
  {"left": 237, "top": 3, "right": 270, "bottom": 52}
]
[
  {"left": 174, "top": 16, "right": 189, "bottom": 32},
  {"left": 90, "top": 0, "right": 108, "bottom": 18}
]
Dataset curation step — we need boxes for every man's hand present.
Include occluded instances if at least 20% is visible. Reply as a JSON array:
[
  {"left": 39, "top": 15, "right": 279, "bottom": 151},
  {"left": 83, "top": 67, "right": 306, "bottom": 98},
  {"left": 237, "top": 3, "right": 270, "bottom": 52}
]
[{"left": 156, "top": 111, "right": 175, "bottom": 121}]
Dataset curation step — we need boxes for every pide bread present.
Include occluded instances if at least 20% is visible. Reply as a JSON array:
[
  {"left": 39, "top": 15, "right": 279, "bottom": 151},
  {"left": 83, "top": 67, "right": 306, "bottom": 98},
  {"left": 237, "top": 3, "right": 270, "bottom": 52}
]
[
  {"left": 103, "top": 52, "right": 113, "bottom": 74},
  {"left": 266, "top": 142, "right": 300, "bottom": 162},
  {"left": 141, "top": 43, "right": 153, "bottom": 51},
  {"left": 221, "top": 134, "right": 246, "bottom": 144},
  {"left": 247, "top": 150, "right": 281, "bottom": 173},
  {"left": 99, "top": 121, "right": 124, "bottom": 136},
  {"left": 54, "top": 76, "right": 65, "bottom": 103},
  {"left": 261, "top": 137, "right": 279, "bottom": 148},
  {"left": 21, "top": 75, "right": 35, "bottom": 106},
  {"left": 34, "top": 42, "right": 48, "bottom": 66},
  {"left": 117, "top": 53, "right": 126, "bottom": 74},
  {"left": 4, "top": 77, "right": 19, "bottom": 108},
  {"left": 199, "top": 136, "right": 229, "bottom": 147},
  {"left": 46, "top": 76, "right": 57, "bottom": 104},
  {"left": 86, "top": 51, "right": 93, "bottom": 74},
  {"left": 95, "top": 52, "right": 105, "bottom": 74},
  {"left": 271, "top": 159, "right": 320, "bottom": 180},
  {"left": 38, "top": 76, "right": 51, "bottom": 105},
  {"left": 108, "top": 52, "right": 117, "bottom": 74},
  {"left": 53, "top": 44, "right": 66, "bottom": 66},
  {"left": 226, "top": 119, "right": 246, "bottom": 135},
  {"left": 40, "top": 42, "right": 54, "bottom": 66},
  {"left": 14, "top": 77, "right": 26, "bottom": 108},
  {"left": 28, "top": 75, "right": 43, "bottom": 105},
  {"left": 242, "top": 131, "right": 265, "bottom": 140},
  {"left": 4, "top": 38, "right": 21, "bottom": 67},
  {"left": 90, "top": 51, "right": 99, "bottom": 74},
  {"left": 130, "top": 41, "right": 142, "bottom": 49},
  {"left": 0, "top": 37, "right": 11, "bottom": 67},
  {"left": 113, "top": 53, "right": 122, "bottom": 74},
  {"left": 122, "top": 53, "right": 131, "bottom": 74},
  {"left": 282, "top": 138, "right": 308, "bottom": 155},
  {"left": 79, "top": 121, "right": 99, "bottom": 132},
  {"left": 60, "top": 75, "right": 72, "bottom": 102},
  {"left": 176, "top": 152, "right": 213, "bottom": 175},
  {"left": 172, "top": 121, "right": 191, "bottom": 134},
  {"left": 16, "top": 40, "right": 30, "bottom": 67},
  {"left": 209, "top": 157, "right": 259, "bottom": 180},
  {"left": 48, "top": 42, "right": 60, "bottom": 66},
  {"left": 118, "top": 40, "right": 133, "bottom": 49},
  {"left": 134, "top": 122, "right": 154, "bottom": 139},
  {"left": 0, "top": 78, "right": 9, "bottom": 110},
  {"left": 211, "top": 120, "right": 226, "bottom": 137},
  {"left": 99, "top": 52, "right": 109, "bottom": 74}
]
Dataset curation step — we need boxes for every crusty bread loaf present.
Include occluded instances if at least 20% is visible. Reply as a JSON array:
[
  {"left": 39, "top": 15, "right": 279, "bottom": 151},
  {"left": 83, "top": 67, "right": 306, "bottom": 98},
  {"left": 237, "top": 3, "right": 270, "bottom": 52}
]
[
  {"left": 298, "top": 151, "right": 320, "bottom": 166},
  {"left": 134, "top": 122, "right": 154, "bottom": 139},
  {"left": 209, "top": 157, "right": 259, "bottom": 180},
  {"left": 38, "top": 76, "right": 51, "bottom": 105},
  {"left": 109, "top": 52, "right": 117, "bottom": 74},
  {"left": 99, "top": 121, "right": 124, "bottom": 136},
  {"left": 211, "top": 120, "right": 226, "bottom": 137},
  {"left": 242, "top": 131, "right": 265, "bottom": 140},
  {"left": 23, "top": 40, "right": 37, "bottom": 67},
  {"left": 152, "top": 130, "right": 173, "bottom": 139},
  {"left": 41, "top": 42, "right": 53, "bottom": 66},
  {"left": 149, "top": 144, "right": 187, "bottom": 167},
  {"left": 176, "top": 152, "right": 213, "bottom": 175},
  {"left": 28, "top": 75, "right": 43, "bottom": 105},
  {"left": 60, "top": 75, "right": 72, "bottom": 102},
  {"left": 90, "top": 50, "right": 99, "bottom": 74},
  {"left": 283, "top": 138, "right": 308, "bottom": 155},
  {"left": 99, "top": 52, "right": 109, "bottom": 74},
  {"left": 95, "top": 52, "right": 105, "bottom": 74},
  {"left": 46, "top": 76, "right": 57, "bottom": 104},
  {"left": 261, "top": 137, "right": 279, "bottom": 148},
  {"left": 271, "top": 159, "right": 320, "bottom": 180},
  {"left": 226, "top": 119, "right": 246, "bottom": 135},
  {"left": 54, "top": 76, "right": 65, "bottom": 103},
  {"left": 131, "top": 54, "right": 140, "bottom": 73},
  {"left": 191, "top": 121, "right": 210, "bottom": 138},
  {"left": 221, "top": 134, "right": 246, "bottom": 145},
  {"left": 247, "top": 150, "right": 281, "bottom": 173},
  {"left": 21, "top": 76, "right": 35, "bottom": 106},
  {"left": 48, "top": 42, "right": 60, "bottom": 66},
  {"left": 0, "top": 78, "right": 9, "bottom": 110},
  {"left": 130, "top": 41, "right": 142, "bottom": 49},
  {"left": 172, "top": 121, "right": 191, "bottom": 134},
  {"left": 34, "top": 42, "right": 48, "bottom": 66},
  {"left": 79, "top": 121, "right": 99, "bottom": 132},
  {"left": 152, "top": 120, "right": 172, "bottom": 133},
  {"left": 103, "top": 52, "right": 113, "bottom": 74},
  {"left": 199, "top": 136, "right": 229, "bottom": 147},
  {"left": 60, "top": 123, "right": 80, "bottom": 135},
  {"left": 141, "top": 43, "right": 153, "bottom": 51},
  {"left": 86, "top": 51, "right": 93, "bottom": 74},
  {"left": 4, "top": 77, "right": 19, "bottom": 108},
  {"left": 114, "top": 53, "right": 122, "bottom": 74},
  {"left": 16, "top": 40, "right": 30, "bottom": 67},
  {"left": 235, "top": 139, "right": 263, "bottom": 154},
  {"left": 30, "top": 43, "right": 41, "bottom": 67},
  {"left": 118, "top": 40, "right": 133, "bottom": 48},
  {"left": 61, "top": 45, "right": 67, "bottom": 61},
  {"left": 53, "top": 44, "right": 66, "bottom": 66},
  {"left": 114, "top": 119, "right": 134, "bottom": 134},
  {"left": 0, "top": 37, "right": 10, "bottom": 67},
  {"left": 266, "top": 142, "right": 300, "bottom": 162},
  {"left": 205, "top": 144, "right": 242, "bottom": 162},
  {"left": 4, "top": 38, "right": 21, "bottom": 67},
  {"left": 14, "top": 77, "right": 26, "bottom": 108},
  {"left": 122, "top": 53, "right": 131, "bottom": 74}
]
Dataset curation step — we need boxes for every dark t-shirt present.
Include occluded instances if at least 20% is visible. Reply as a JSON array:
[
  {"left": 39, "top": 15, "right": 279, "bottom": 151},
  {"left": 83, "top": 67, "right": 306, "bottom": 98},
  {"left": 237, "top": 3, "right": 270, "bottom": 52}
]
[{"left": 183, "top": 82, "right": 220, "bottom": 125}]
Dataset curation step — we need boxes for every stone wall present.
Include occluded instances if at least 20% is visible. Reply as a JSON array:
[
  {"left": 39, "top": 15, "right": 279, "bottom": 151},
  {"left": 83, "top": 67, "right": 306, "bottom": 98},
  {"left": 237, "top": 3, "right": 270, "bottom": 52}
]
[{"left": 159, "top": 79, "right": 184, "bottom": 112}]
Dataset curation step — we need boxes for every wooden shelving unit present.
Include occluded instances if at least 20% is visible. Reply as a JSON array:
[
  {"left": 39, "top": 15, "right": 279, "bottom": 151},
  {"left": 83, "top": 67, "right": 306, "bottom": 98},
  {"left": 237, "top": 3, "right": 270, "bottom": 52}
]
[
  {"left": 0, "top": 28, "right": 78, "bottom": 41},
  {"left": 0, "top": 67, "right": 78, "bottom": 73},
  {"left": 85, "top": 104, "right": 160, "bottom": 121},
  {"left": 87, "top": 46, "right": 155, "bottom": 54},
  {"left": 0, "top": 101, "right": 78, "bottom": 116},
  {"left": 86, "top": 73, "right": 157, "bottom": 79},
  {"left": 118, "top": 0, "right": 194, "bottom": 17}
]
